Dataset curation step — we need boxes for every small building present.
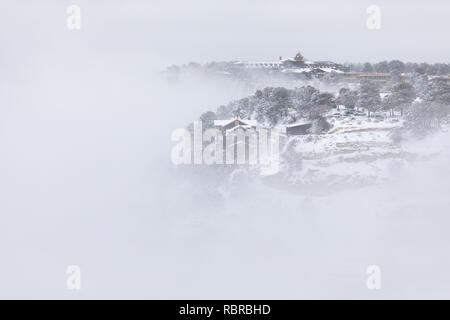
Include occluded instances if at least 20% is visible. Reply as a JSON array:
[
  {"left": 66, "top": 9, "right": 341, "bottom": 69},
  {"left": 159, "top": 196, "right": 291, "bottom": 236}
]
[
  {"left": 285, "top": 122, "right": 312, "bottom": 136},
  {"left": 430, "top": 76, "right": 450, "bottom": 85},
  {"left": 214, "top": 119, "right": 258, "bottom": 132},
  {"left": 338, "top": 72, "right": 392, "bottom": 83}
]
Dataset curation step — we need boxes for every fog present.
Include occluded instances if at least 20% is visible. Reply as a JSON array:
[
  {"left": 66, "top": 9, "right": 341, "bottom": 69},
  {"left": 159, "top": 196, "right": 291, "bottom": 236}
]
[{"left": 1, "top": 0, "right": 450, "bottom": 299}]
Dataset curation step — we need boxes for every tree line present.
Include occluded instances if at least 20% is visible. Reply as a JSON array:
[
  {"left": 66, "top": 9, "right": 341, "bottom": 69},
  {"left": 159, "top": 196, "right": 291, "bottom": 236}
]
[
  {"left": 198, "top": 75, "right": 450, "bottom": 135},
  {"left": 346, "top": 60, "right": 450, "bottom": 76}
]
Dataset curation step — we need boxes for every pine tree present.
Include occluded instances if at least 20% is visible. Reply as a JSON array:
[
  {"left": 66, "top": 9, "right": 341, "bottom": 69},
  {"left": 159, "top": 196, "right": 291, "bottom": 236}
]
[
  {"left": 384, "top": 82, "right": 415, "bottom": 116},
  {"left": 356, "top": 80, "right": 382, "bottom": 117}
]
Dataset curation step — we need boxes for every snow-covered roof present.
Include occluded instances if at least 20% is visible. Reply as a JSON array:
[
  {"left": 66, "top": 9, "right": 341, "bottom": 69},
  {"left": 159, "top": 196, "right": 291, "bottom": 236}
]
[
  {"left": 315, "top": 61, "right": 337, "bottom": 64},
  {"left": 214, "top": 119, "right": 258, "bottom": 127},
  {"left": 225, "top": 125, "right": 257, "bottom": 134},
  {"left": 281, "top": 68, "right": 312, "bottom": 74},
  {"left": 233, "top": 60, "right": 282, "bottom": 68},
  {"left": 285, "top": 121, "right": 312, "bottom": 128},
  {"left": 319, "top": 68, "right": 344, "bottom": 73},
  {"left": 281, "top": 67, "right": 343, "bottom": 74}
]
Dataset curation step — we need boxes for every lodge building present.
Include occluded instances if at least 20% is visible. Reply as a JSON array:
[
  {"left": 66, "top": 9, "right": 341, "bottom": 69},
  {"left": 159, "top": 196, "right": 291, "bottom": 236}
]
[{"left": 233, "top": 52, "right": 346, "bottom": 73}]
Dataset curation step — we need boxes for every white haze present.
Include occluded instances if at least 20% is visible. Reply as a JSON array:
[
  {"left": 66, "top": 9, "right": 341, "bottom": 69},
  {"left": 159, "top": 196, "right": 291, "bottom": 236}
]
[{"left": 1, "top": 0, "right": 450, "bottom": 299}]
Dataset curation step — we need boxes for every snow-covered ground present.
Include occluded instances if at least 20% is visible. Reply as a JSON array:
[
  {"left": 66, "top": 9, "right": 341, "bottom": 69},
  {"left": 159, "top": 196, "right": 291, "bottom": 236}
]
[{"left": 275, "top": 115, "right": 436, "bottom": 193}]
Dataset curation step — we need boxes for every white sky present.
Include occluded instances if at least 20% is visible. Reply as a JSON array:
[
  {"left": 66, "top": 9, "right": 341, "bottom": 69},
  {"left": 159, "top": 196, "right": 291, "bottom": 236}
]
[{"left": 1, "top": 0, "right": 449, "bottom": 67}]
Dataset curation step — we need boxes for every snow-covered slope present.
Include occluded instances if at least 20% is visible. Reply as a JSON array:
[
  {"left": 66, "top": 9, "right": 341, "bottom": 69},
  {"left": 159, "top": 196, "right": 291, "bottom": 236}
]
[{"left": 268, "top": 116, "right": 443, "bottom": 194}]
